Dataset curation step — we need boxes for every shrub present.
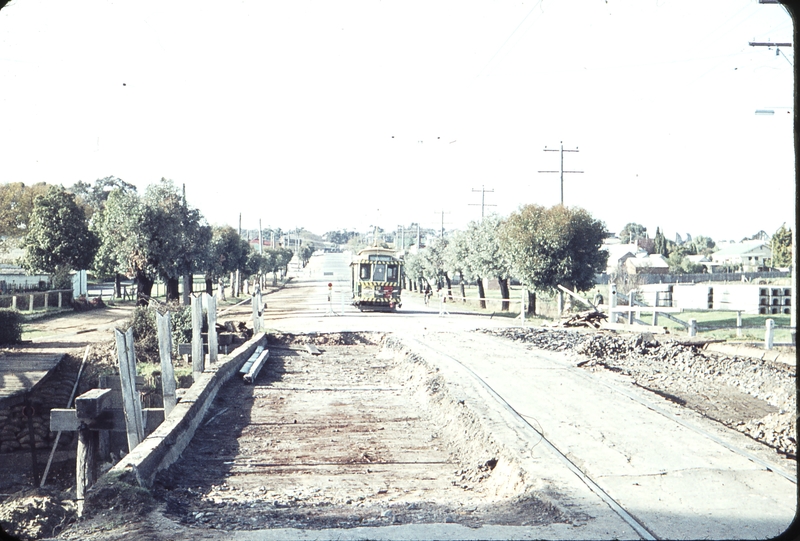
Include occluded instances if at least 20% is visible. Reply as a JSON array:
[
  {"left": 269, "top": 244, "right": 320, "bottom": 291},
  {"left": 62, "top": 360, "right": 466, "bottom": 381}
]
[{"left": 0, "top": 309, "right": 24, "bottom": 344}]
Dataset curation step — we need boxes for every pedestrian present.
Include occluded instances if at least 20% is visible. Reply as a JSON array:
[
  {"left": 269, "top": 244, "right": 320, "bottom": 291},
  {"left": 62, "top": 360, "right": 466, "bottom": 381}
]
[{"left": 424, "top": 284, "right": 432, "bottom": 306}]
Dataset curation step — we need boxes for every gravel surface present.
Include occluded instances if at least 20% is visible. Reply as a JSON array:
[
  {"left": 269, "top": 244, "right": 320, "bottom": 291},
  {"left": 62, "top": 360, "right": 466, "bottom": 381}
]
[{"left": 476, "top": 327, "right": 797, "bottom": 458}]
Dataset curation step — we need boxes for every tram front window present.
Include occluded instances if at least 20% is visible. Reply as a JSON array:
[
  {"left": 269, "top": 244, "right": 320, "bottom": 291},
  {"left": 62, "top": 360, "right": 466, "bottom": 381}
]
[
  {"left": 387, "top": 265, "right": 398, "bottom": 281},
  {"left": 360, "top": 264, "right": 370, "bottom": 280},
  {"left": 373, "top": 263, "right": 386, "bottom": 281}
]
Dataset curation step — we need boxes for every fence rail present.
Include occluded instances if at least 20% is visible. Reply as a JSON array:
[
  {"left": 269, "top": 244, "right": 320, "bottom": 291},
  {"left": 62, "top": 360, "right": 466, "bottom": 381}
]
[{"left": 0, "top": 289, "right": 73, "bottom": 311}]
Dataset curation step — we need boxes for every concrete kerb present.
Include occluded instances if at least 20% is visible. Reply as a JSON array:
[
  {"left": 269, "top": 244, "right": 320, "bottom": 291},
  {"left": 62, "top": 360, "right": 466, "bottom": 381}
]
[{"left": 86, "top": 333, "right": 266, "bottom": 508}]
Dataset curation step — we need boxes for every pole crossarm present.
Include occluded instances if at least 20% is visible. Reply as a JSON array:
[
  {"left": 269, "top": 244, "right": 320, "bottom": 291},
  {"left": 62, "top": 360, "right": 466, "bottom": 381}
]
[{"left": 539, "top": 141, "right": 583, "bottom": 205}]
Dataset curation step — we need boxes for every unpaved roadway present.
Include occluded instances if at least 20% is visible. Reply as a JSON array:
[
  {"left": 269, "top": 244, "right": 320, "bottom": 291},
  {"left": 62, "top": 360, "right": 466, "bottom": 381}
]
[{"left": 47, "top": 252, "right": 798, "bottom": 540}]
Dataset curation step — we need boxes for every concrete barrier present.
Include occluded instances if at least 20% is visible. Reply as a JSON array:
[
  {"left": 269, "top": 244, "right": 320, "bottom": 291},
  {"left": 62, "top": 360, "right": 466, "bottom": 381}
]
[{"left": 88, "top": 332, "right": 266, "bottom": 503}]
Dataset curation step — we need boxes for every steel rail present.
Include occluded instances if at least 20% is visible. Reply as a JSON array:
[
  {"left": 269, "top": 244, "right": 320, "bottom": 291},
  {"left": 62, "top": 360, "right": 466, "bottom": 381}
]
[{"left": 409, "top": 337, "right": 658, "bottom": 541}]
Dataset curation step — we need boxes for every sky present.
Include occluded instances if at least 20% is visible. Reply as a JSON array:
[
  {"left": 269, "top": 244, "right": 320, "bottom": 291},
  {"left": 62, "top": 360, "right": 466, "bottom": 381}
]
[{"left": 0, "top": 0, "right": 795, "bottom": 243}]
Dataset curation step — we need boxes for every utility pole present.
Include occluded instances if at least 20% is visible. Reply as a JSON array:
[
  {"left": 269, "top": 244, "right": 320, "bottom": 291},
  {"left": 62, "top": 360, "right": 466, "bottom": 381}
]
[
  {"left": 470, "top": 185, "right": 496, "bottom": 219},
  {"left": 435, "top": 210, "right": 450, "bottom": 238},
  {"left": 539, "top": 141, "right": 583, "bottom": 205},
  {"left": 749, "top": 40, "right": 793, "bottom": 65},
  {"left": 259, "top": 219, "right": 263, "bottom": 255}
]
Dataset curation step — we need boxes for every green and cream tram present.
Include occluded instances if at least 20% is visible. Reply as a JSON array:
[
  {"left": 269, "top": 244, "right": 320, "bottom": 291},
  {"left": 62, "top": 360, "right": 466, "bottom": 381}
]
[{"left": 350, "top": 247, "right": 403, "bottom": 310}]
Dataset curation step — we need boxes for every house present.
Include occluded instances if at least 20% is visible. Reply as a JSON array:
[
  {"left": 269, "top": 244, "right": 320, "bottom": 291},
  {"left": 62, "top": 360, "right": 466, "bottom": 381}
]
[
  {"left": 710, "top": 241, "right": 772, "bottom": 271},
  {"left": 602, "top": 242, "right": 644, "bottom": 275},
  {"left": 625, "top": 253, "right": 670, "bottom": 275}
]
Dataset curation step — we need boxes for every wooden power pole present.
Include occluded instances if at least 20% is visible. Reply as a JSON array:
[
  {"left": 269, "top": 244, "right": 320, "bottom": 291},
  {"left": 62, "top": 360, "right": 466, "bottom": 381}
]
[{"left": 539, "top": 141, "right": 583, "bottom": 205}]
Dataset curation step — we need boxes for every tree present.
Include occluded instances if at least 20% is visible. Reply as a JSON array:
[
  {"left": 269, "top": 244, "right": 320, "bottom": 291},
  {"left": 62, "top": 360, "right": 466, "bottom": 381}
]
[
  {"left": 22, "top": 185, "right": 99, "bottom": 288},
  {"left": 299, "top": 242, "right": 315, "bottom": 267},
  {"left": 70, "top": 176, "right": 137, "bottom": 218},
  {"left": 141, "top": 179, "right": 211, "bottom": 302},
  {"left": 444, "top": 230, "right": 475, "bottom": 303},
  {"left": 653, "top": 227, "right": 668, "bottom": 257},
  {"left": 205, "top": 225, "right": 251, "bottom": 294},
  {"left": 691, "top": 235, "right": 716, "bottom": 256},
  {"left": 468, "top": 215, "right": 513, "bottom": 311},
  {"left": 771, "top": 224, "right": 792, "bottom": 268},
  {"left": 501, "top": 204, "right": 608, "bottom": 298},
  {"left": 92, "top": 188, "right": 156, "bottom": 302},
  {"left": 0, "top": 182, "right": 49, "bottom": 252},
  {"left": 620, "top": 222, "right": 646, "bottom": 244}
]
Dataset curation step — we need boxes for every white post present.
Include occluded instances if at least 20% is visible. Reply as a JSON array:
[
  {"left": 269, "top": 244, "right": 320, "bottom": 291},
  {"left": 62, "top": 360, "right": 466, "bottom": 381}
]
[
  {"left": 609, "top": 283, "right": 617, "bottom": 322},
  {"left": 628, "top": 291, "right": 635, "bottom": 324},
  {"left": 765, "top": 319, "right": 775, "bottom": 350},
  {"left": 29, "top": 294, "right": 34, "bottom": 312},
  {"left": 12, "top": 295, "right": 17, "bottom": 310},
  {"left": 44, "top": 292, "right": 49, "bottom": 310},
  {"left": 191, "top": 295, "right": 204, "bottom": 380},
  {"left": 206, "top": 294, "right": 218, "bottom": 363},
  {"left": 689, "top": 318, "right": 697, "bottom": 337},
  {"left": 156, "top": 311, "right": 177, "bottom": 417},
  {"left": 58, "top": 291, "right": 63, "bottom": 308},
  {"left": 520, "top": 287, "right": 525, "bottom": 324},
  {"left": 736, "top": 311, "right": 742, "bottom": 338}
]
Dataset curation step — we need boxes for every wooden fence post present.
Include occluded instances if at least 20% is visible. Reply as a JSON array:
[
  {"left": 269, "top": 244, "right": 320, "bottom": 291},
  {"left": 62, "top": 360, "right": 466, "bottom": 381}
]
[
  {"left": 12, "top": 295, "right": 17, "bottom": 310},
  {"left": 765, "top": 319, "right": 775, "bottom": 350},
  {"left": 736, "top": 311, "right": 743, "bottom": 338},
  {"left": 191, "top": 294, "right": 204, "bottom": 380},
  {"left": 156, "top": 311, "right": 177, "bottom": 417},
  {"left": 252, "top": 292, "right": 262, "bottom": 334},
  {"left": 115, "top": 328, "right": 144, "bottom": 450},
  {"left": 44, "top": 292, "right": 49, "bottom": 310},
  {"left": 206, "top": 294, "right": 218, "bottom": 363},
  {"left": 58, "top": 291, "right": 63, "bottom": 308},
  {"left": 29, "top": 294, "right": 34, "bottom": 312},
  {"left": 688, "top": 318, "right": 697, "bottom": 337}
]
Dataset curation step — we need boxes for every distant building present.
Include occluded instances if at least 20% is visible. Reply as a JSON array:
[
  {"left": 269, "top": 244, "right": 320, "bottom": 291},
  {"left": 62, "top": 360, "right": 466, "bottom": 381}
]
[
  {"left": 710, "top": 241, "right": 772, "bottom": 271},
  {"left": 625, "top": 253, "right": 670, "bottom": 275}
]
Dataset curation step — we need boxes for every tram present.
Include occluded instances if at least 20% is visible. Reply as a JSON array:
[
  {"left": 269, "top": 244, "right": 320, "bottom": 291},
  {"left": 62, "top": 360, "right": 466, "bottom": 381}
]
[{"left": 350, "top": 247, "right": 403, "bottom": 311}]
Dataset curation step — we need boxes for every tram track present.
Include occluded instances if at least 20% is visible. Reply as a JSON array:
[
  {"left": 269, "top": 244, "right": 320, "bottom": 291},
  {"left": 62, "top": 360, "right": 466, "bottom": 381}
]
[
  {"left": 404, "top": 336, "right": 659, "bottom": 540},
  {"left": 404, "top": 331, "right": 797, "bottom": 540}
]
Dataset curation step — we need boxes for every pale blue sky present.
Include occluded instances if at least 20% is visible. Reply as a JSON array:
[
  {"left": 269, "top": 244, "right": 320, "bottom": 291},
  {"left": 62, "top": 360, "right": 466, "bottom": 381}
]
[{"left": 0, "top": 0, "right": 794, "bottom": 242}]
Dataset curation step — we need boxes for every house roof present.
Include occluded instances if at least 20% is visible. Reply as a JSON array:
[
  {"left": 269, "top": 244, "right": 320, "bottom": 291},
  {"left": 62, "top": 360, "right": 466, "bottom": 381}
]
[
  {"left": 711, "top": 241, "right": 771, "bottom": 259},
  {"left": 627, "top": 254, "right": 669, "bottom": 268}
]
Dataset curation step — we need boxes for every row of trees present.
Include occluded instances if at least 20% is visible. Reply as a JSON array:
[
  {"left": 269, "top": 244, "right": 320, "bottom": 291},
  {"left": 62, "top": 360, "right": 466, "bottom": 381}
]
[
  {"left": 8, "top": 178, "right": 295, "bottom": 304},
  {"left": 404, "top": 205, "right": 609, "bottom": 312}
]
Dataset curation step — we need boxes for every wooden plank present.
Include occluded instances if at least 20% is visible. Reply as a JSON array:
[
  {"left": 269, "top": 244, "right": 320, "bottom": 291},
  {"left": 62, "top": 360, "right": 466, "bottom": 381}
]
[
  {"left": 75, "top": 389, "right": 112, "bottom": 420},
  {"left": 207, "top": 294, "right": 219, "bottom": 364},
  {"left": 243, "top": 349, "right": 270, "bottom": 384},
  {"left": 50, "top": 408, "right": 165, "bottom": 433},
  {"left": 305, "top": 344, "right": 322, "bottom": 355},
  {"left": 115, "top": 328, "right": 144, "bottom": 451},
  {"left": 191, "top": 295, "right": 205, "bottom": 379},
  {"left": 156, "top": 311, "right": 177, "bottom": 417}
]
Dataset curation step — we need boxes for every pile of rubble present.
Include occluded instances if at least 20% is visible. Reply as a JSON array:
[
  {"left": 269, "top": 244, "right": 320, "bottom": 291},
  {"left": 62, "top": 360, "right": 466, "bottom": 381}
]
[{"left": 477, "top": 327, "right": 796, "bottom": 458}]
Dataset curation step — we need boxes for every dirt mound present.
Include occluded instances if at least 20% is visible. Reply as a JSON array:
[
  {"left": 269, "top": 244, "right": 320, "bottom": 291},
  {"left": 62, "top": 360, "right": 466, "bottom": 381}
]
[{"left": 0, "top": 489, "right": 76, "bottom": 540}]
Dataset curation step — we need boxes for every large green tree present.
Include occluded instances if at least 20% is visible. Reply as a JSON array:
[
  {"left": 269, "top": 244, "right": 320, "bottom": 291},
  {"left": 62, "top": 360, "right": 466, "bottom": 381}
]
[
  {"left": 92, "top": 188, "right": 155, "bottom": 301},
  {"left": 501, "top": 204, "right": 608, "bottom": 297},
  {"left": 22, "top": 185, "right": 99, "bottom": 287},
  {"left": 468, "top": 215, "right": 513, "bottom": 311},
  {"left": 141, "top": 179, "right": 211, "bottom": 301}
]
